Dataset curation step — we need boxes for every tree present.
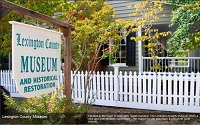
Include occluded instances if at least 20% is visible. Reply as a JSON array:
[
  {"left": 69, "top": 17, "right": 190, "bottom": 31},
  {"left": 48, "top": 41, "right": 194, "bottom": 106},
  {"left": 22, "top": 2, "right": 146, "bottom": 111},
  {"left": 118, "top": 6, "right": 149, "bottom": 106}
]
[
  {"left": 167, "top": 0, "right": 200, "bottom": 55},
  {"left": 125, "top": 0, "right": 171, "bottom": 71},
  {"left": 58, "top": 0, "right": 123, "bottom": 103},
  {"left": 59, "top": 0, "right": 122, "bottom": 71}
]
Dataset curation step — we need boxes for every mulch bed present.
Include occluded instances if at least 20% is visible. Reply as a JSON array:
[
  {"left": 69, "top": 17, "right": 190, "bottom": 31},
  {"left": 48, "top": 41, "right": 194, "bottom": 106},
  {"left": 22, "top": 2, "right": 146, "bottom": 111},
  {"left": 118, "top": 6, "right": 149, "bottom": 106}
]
[{"left": 88, "top": 105, "right": 164, "bottom": 113}]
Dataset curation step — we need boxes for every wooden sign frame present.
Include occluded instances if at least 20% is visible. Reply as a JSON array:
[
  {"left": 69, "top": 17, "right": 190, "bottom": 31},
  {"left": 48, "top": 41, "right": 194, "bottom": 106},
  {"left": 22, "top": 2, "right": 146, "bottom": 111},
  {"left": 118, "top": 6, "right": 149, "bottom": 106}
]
[{"left": 0, "top": 0, "right": 73, "bottom": 100}]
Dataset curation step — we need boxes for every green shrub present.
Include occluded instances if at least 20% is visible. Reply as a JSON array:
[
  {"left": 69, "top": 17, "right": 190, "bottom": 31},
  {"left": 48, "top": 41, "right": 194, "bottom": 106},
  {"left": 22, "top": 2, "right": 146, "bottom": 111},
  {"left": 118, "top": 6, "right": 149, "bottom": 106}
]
[{"left": 3, "top": 85, "right": 89, "bottom": 124}]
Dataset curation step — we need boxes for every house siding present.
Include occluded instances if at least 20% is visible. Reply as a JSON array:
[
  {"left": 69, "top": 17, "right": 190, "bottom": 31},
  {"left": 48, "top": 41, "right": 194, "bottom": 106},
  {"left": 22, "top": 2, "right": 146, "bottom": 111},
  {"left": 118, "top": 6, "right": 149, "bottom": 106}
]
[
  {"left": 107, "top": 1, "right": 172, "bottom": 24},
  {"left": 190, "top": 47, "right": 200, "bottom": 57}
]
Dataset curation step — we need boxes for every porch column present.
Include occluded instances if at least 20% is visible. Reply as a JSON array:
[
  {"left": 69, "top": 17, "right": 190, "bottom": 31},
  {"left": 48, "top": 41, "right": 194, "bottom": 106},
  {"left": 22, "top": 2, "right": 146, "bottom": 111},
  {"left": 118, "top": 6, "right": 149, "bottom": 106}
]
[
  {"left": 138, "top": 26, "right": 143, "bottom": 73},
  {"left": 111, "top": 64, "right": 119, "bottom": 101},
  {"left": 113, "top": 65, "right": 119, "bottom": 75}
]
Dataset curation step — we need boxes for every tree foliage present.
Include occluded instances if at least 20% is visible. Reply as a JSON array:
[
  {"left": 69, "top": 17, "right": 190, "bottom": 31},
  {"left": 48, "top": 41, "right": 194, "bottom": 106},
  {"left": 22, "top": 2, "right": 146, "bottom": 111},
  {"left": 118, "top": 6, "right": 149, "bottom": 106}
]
[
  {"left": 0, "top": 0, "right": 66, "bottom": 69},
  {"left": 167, "top": 0, "right": 200, "bottom": 55},
  {"left": 126, "top": 0, "right": 171, "bottom": 63},
  {"left": 58, "top": 0, "right": 122, "bottom": 71}
]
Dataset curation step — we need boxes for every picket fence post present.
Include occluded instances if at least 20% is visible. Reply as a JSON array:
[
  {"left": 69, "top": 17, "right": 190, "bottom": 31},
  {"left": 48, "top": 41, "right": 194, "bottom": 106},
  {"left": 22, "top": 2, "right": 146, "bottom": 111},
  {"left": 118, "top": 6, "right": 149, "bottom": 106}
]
[
  {"left": 114, "top": 71, "right": 119, "bottom": 101},
  {"left": 96, "top": 71, "right": 100, "bottom": 100},
  {"left": 128, "top": 71, "right": 133, "bottom": 102},
  {"left": 190, "top": 72, "right": 195, "bottom": 106},
  {"left": 109, "top": 71, "right": 114, "bottom": 101},
  {"left": 168, "top": 72, "right": 172, "bottom": 105},
  {"left": 179, "top": 72, "right": 183, "bottom": 106},
  {"left": 195, "top": 72, "right": 200, "bottom": 106}
]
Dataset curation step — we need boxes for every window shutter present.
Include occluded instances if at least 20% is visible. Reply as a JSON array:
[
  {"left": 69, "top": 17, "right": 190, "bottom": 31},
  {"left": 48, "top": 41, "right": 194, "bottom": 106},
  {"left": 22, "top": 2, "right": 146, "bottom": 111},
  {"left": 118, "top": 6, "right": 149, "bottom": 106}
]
[
  {"left": 100, "top": 44, "right": 109, "bottom": 66},
  {"left": 126, "top": 32, "right": 136, "bottom": 66}
]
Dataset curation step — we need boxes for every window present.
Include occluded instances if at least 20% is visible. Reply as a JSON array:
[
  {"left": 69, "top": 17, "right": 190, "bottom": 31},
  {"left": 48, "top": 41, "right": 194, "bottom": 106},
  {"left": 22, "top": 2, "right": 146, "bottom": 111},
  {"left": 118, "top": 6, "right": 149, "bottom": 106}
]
[
  {"left": 112, "top": 29, "right": 126, "bottom": 65},
  {"left": 109, "top": 29, "right": 136, "bottom": 66}
]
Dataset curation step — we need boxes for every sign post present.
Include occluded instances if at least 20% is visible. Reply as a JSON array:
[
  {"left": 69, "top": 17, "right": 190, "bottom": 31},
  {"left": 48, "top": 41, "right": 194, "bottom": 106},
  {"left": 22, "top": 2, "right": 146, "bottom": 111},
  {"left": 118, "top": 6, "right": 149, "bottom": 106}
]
[{"left": 61, "top": 28, "right": 72, "bottom": 100}]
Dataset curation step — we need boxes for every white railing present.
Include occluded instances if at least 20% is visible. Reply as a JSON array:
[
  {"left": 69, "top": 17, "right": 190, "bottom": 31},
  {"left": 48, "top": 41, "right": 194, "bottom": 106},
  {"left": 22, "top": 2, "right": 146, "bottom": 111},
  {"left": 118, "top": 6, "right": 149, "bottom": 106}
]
[
  {"left": 142, "top": 57, "right": 200, "bottom": 74},
  {"left": 1, "top": 70, "right": 200, "bottom": 113}
]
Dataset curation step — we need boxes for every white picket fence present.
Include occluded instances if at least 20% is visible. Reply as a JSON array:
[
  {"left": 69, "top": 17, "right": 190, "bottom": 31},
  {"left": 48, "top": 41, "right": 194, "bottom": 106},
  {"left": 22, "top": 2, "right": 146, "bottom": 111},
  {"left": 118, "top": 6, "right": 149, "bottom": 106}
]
[{"left": 1, "top": 70, "right": 200, "bottom": 113}]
